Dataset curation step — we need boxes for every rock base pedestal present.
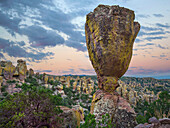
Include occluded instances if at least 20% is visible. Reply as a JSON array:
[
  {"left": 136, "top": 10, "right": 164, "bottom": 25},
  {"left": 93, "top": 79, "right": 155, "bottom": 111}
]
[{"left": 90, "top": 90, "right": 137, "bottom": 128}]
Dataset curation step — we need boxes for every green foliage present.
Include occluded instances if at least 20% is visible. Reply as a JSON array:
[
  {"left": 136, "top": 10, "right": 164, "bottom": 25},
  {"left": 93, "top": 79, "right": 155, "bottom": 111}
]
[
  {"left": 135, "top": 91, "right": 170, "bottom": 124},
  {"left": 1, "top": 85, "right": 7, "bottom": 92},
  {"left": 25, "top": 76, "right": 39, "bottom": 86},
  {"left": 0, "top": 86, "right": 63, "bottom": 128},
  {"left": 80, "top": 113, "right": 114, "bottom": 128},
  {"left": 6, "top": 80, "right": 16, "bottom": 83},
  {"left": 136, "top": 115, "right": 146, "bottom": 124}
]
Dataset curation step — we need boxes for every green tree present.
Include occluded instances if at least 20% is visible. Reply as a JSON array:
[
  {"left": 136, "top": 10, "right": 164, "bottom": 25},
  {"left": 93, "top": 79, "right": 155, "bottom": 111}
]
[{"left": 0, "top": 86, "right": 63, "bottom": 128}]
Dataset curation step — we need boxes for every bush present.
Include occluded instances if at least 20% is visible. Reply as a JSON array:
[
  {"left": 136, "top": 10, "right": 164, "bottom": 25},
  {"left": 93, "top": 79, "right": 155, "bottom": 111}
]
[
  {"left": 0, "top": 87, "right": 63, "bottom": 128},
  {"left": 80, "top": 113, "right": 114, "bottom": 128}
]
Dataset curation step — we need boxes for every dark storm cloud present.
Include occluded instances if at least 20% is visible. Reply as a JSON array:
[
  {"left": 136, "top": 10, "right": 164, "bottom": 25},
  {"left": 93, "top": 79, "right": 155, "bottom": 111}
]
[
  {"left": 153, "top": 14, "right": 164, "bottom": 17},
  {"left": 156, "top": 23, "right": 170, "bottom": 29}
]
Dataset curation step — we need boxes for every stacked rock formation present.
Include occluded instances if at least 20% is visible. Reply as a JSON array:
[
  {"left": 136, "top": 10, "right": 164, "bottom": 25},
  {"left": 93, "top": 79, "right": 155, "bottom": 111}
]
[
  {"left": 85, "top": 5, "right": 140, "bottom": 127},
  {"left": 14, "top": 59, "right": 27, "bottom": 81},
  {"left": 0, "top": 59, "right": 27, "bottom": 81}
]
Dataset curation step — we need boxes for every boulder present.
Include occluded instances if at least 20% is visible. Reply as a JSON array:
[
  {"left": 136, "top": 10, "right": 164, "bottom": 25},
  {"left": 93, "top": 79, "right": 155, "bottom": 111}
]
[
  {"left": 148, "top": 117, "right": 159, "bottom": 124},
  {"left": 159, "top": 118, "right": 170, "bottom": 124},
  {"left": 59, "top": 106, "right": 83, "bottom": 128},
  {"left": 90, "top": 90, "right": 137, "bottom": 128}
]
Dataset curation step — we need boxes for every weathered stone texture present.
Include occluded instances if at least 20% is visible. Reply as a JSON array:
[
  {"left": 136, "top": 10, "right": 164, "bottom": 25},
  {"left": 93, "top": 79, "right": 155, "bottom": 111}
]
[
  {"left": 0, "top": 61, "right": 16, "bottom": 80},
  {"left": 85, "top": 5, "right": 140, "bottom": 92},
  {"left": 91, "top": 90, "right": 137, "bottom": 128},
  {"left": 15, "top": 59, "right": 27, "bottom": 81},
  {"left": 59, "top": 106, "right": 84, "bottom": 128}
]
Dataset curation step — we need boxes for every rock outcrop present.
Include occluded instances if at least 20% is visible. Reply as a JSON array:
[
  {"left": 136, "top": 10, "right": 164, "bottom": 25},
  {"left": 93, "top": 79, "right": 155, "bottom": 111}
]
[
  {"left": 0, "top": 61, "right": 16, "bottom": 80},
  {"left": 85, "top": 5, "right": 140, "bottom": 92},
  {"left": 91, "top": 90, "right": 137, "bottom": 127},
  {"left": 0, "top": 59, "right": 27, "bottom": 81},
  {"left": 85, "top": 4, "right": 140, "bottom": 128},
  {"left": 135, "top": 117, "right": 170, "bottom": 128},
  {"left": 59, "top": 106, "right": 84, "bottom": 128},
  {"left": 28, "top": 68, "right": 34, "bottom": 76},
  {"left": 15, "top": 59, "right": 27, "bottom": 81},
  {"left": 43, "top": 73, "right": 48, "bottom": 84}
]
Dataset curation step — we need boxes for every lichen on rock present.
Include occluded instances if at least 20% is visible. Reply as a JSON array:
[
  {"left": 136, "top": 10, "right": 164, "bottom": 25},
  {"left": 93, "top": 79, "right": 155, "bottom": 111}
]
[
  {"left": 85, "top": 4, "right": 140, "bottom": 92},
  {"left": 85, "top": 4, "right": 140, "bottom": 128}
]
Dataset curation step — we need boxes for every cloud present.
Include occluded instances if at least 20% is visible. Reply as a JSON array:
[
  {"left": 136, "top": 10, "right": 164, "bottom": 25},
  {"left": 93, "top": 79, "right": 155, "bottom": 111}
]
[
  {"left": 157, "top": 44, "right": 168, "bottom": 49},
  {"left": 0, "top": 53, "right": 4, "bottom": 58},
  {"left": 21, "top": 25, "right": 65, "bottom": 48},
  {"left": 135, "top": 38, "right": 142, "bottom": 43},
  {"left": 0, "top": 11, "right": 21, "bottom": 37},
  {"left": 79, "top": 68, "right": 95, "bottom": 74},
  {"left": 35, "top": 70, "right": 52, "bottom": 73},
  {"left": 137, "top": 14, "right": 150, "bottom": 18},
  {"left": 62, "top": 69, "right": 75, "bottom": 74},
  {"left": 138, "top": 43, "right": 154, "bottom": 47},
  {"left": 1, "top": 38, "right": 55, "bottom": 61},
  {"left": 156, "top": 23, "right": 170, "bottom": 29},
  {"left": 160, "top": 55, "right": 166, "bottom": 57},
  {"left": 138, "top": 31, "right": 166, "bottom": 37},
  {"left": 153, "top": 14, "right": 164, "bottom": 17},
  {"left": 144, "top": 36, "right": 167, "bottom": 41},
  {"left": 0, "top": 38, "right": 11, "bottom": 48},
  {"left": 141, "top": 26, "right": 163, "bottom": 31},
  {"left": 0, "top": 0, "right": 87, "bottom": 55}
]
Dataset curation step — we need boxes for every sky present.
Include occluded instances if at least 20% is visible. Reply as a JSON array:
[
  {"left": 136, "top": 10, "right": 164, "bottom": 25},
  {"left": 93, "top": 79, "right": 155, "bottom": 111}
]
[{"left": 0, "top": 0, "right": 170, "bottom": 79}]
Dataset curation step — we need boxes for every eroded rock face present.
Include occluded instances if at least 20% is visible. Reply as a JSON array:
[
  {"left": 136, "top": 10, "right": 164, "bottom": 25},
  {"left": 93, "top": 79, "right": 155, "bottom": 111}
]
[
  {"left": 15, "top": 59, "right": 27, "bottom": 81},
  {"left": 0, "top": 61, "right": 16, "bottom": 80},
  {"left": 85, "top": 5, "right": 140, "bottom": 92},
  {"left": 59, "top": 106, "right": 84, "bottom": 128},
  {"left": 91, "top": 90, "right": 137, "bottom": 128}
]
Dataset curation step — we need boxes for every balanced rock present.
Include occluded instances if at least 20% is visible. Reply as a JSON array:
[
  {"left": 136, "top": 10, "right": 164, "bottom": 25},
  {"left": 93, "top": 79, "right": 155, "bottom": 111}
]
[
  {"left": 85, "top": 5, "right": 140, "bottom": 92},
  {"left": 91, "top": 90, "right": 137, "bottom": 128}
]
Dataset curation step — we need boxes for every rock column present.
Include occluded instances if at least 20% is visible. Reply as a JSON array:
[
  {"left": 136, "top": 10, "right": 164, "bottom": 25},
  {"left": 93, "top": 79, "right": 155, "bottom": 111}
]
[{"left": 85, "top": 5, "right": 140, "bottom": 128}]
